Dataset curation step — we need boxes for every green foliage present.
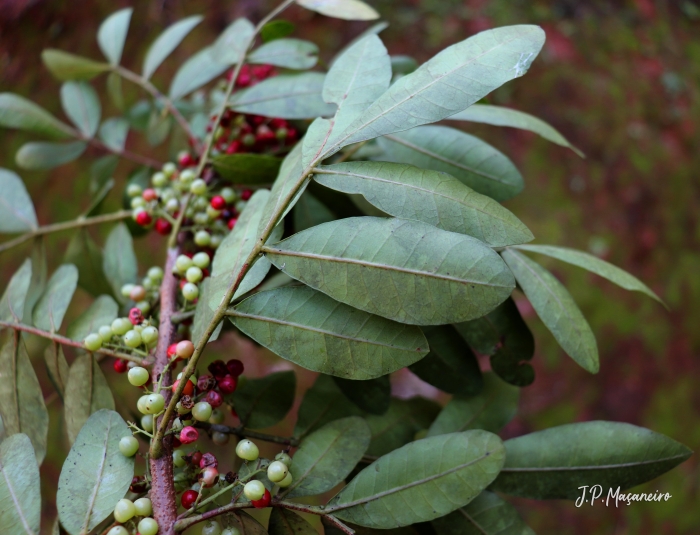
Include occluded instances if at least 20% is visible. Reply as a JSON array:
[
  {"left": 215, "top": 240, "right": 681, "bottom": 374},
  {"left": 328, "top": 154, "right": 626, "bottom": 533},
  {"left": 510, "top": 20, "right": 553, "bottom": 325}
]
[
  {"left": 0, "top": 169, "right": 38, "bottom": 233},
  {"left": 248, "top": 38, "right": 319, "bottom": 70},
  {"left": 41, "top": 49, "right": 111, "bottom": 81},
  {"left": 60, "top": 82, "right": 101, "bottom": 138},
  {"left": 32, "top": 264, "right": 78, "bottom": 333},
  {"left": 295, "top": 0, "right": 380, "bottom": 20},
  {"left": 97, "top": 8, "right": 132, "bottom": 65},
  {"left": 0, "top": 93, "right": 72, "bottom": 139},
  {"left": 66, "top": 295, "right": 118, "bottom": 342},
  {"left": 0, "top": 434, "right": 41, "bottom": 535},
  {"left": 102, "top": 223, "right": 138, "bottom": 300},
  {"left": 16, "top": 141, "right": 87, "bottom": 170},
  {"left": 333, "top": 375, "right": 390, "bottom": 414},
  {"left": 230, "top": 371, "right": 295, "bottom": 429},
  {"left": 0, "top": 259, "right": 33, "bottom": 322},
  {"left": 212, "top": 153, "right": 283, "bottom": 183},
  {"left": 268, "top": 508, "right": 317, "bottom": 534},
  {"left": 142, "top": 16, "right": 203, "bottom": 80}
]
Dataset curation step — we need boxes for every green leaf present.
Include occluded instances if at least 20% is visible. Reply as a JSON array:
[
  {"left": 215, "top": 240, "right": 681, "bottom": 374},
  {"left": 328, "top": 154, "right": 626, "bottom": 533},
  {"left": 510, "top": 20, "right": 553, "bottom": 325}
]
[
  {"left": 230, "top": 73, "right": 337, "bottom": 119},
  {"left": 391, "top": 55, "right": 418, "bottom": 76},
  {"left": 106, "top": 72, "right": 124, "bottom": 111},
  {"left": 57, "top": 410, "right": 134, "bottom": 535},
  {"left": 32, "top": 264, "right": 78, "bottom": 332},
  {"left": 210, "top": 18, "right": 255, "bottom": 65},
  {"left": 334, "top": 376, "right": 390, "bottom": 415},
  {"left": 191, "top": 279, "right": 221, "bottom": 347},
  {"left": 258, "top": 142, "right": 304, "bottom": 232},
  {"left": 0, "top": 331, "right": 48, "bottom": 464},
  {"left": 264, "top": 217, "right": 515, "bottom": 325},
  {"left": 314, "top": 162, "right": 533, "bottom": 246},
  {"left": 302, "top": 117, "right": 334, "bottom": 168},
  {"left": 142, "top": 15, "right": 203, "bottom": 80},
  {"left": 454, "top": 298, "right": 535, "bottom": 387},
  {"left": 169, "top": 47, "right": 229, "bottom": 100},
  {"left": 261, "top": 20, "right": 296, "bottom": 42},
  {"left": 44, "top": 343, "right": 69, "bottom": 400},
  {"left": 84, "top": 177, "right": 114, "bottom": 218},
  {"left": 41, "top": 49, "right": 111, "bottom": 81},
  {"left": 408, "top": 325, "right": 482, "bottom": 395},
  {"left": 448, "top": 104, "right": 583, "bottom": 157},
  {"left": 89, "top": 155, "right": 118, "bottom": 195},
  {"left": 293, "top": 190, "right": 335, "bottom": 232},
  {"left": 0, "top": 434, "right": 41, "bottom": 535},
  {"left": 268, "top": 508, "right": 316, "bottom": 534},
  {"left": 295, "top": 0, "right": 380, "bottom": 20},
  {"left": 378, "top": 125, "right": 523, "bottom": 202},
  {"left": 60, "top": 81, "right": 101, "bottom": 138},
  {"left": 490, "top": 421, "right": 693, "bottom": 500},
  {"left": 65, "top": 231, "right": 113, "bottom": 296},
  {"left": 211, "top": 153, "right": 282, "bottom": 184},
  {"left": 331, "top": 25, "right": 545, "bottom": 151},
  {"left": 97, "top": 8, "right": 132, "bottom": 65},
  {"left": 294, "top": 374, "right": 362, "bottom": 438},
  {"left": 0, "top": 169, "right": 38, "bottom": 233},
  {"left": 328, "top": 430, "right": 505, "bottom": 528},
  {"left": 513, "top": 244, "right": 664, "bottom": 305},
  {"left": 431, "top": 491, "right": 535, "bottom": 535},
  {"left": 98, "top": 117, "right": 129, "bottom": 151},
  {"left": 427, "top": 373, "right": 519, "bottom": 437},
  {"left": 64, "top": 355, "right": 115, "bottom": 444},
  {"left": 501, "top": 248, "right": 599, "bottom": 373},
  {"left": 16, "top": 141, "right": 87, "bottom": 171},
  {"left": 229, "top": 285, "right": 429, "bottom": 379},
  {"left": 231, "top": 512, "right": 268, "bottom": 535},
  {"left": 0, "top": 93, "right": 72, "bottom": 139},
  {"left": 22, "top": 240, "right": 47, "bottom": 322},
  {"left": 284, "top": 417, "right": 370, "bottom": 498},
  {"left": 249, "top": 38, "right": 318, "bottom": 70},
  {"left": 102, "top": 223, "right": 138, "bottom": 299},
  {"left": 0, "top": 259, "right": 32, "bottom": 322},
  {"left": 66, "top": 295, "right": 118, "bottom": 342},
  {"left": 229, "top": 371, "right": 295, "bottom": 429}
]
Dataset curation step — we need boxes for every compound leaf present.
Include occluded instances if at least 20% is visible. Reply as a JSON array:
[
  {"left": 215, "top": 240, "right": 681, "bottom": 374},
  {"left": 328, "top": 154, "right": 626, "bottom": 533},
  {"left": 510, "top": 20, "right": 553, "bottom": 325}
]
[
  {"left": 32, "top": 264, "right": 78, "bottom": 333},
  {"left": 211, "top": 153, "right": 282, "bottom": 184},
  {"left": 102, "top": 223, "right": 137, "bottom": 299},
  {"left": 98, "top": 117, "right": 129, "bottom": 151},
  {"left": 41, "top": 50, "right": 110, "bottom": 81},
  {"left": 334, "top": 375, "right": 390, "bottom": 415},
  {"left": 210, "top": 18, "right": 255, "bottom": 65},
  {"left": 249, "top": 38, "right": 319, "bottom": 70},
  {"left": 66, "top": 295, "right": 118, "bottom": 342},
  {"left": 0, "top": 93, "right": 72, "bottom": 139},
  {"left": 0, "top": 169, "right": 38, "bottom": 233},
  {"left": 142, "top": 15, "right": 203, "bottom": 80},
  {"left": 295, "top": 0, "right": 380, "bottom": 20},
  {"left": 0, "top": 259, "right": 32, "bottom": 322},
  {"left": 60, "top": 81, "right": 101, "bottom": 137},
  {"left": 0, "top": 434, "right": 41, "bottom": 535},
  {"left": 294, "top": 374, "right": 362, "bottom": 438},
  {"left": 268, "top": 508, "right": 316, "bottom": 534},
  {"left": 169, "top": 47, "right": 229, "bottom": 100}
]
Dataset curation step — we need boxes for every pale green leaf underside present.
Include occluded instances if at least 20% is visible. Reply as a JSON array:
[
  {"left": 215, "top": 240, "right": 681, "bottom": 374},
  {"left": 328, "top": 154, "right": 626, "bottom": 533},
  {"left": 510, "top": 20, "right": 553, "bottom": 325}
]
[
  {"left": 293, "top": 190, "right": 335, "bottom": 232},
  {"left": 98, "top": 117, "right": 129, "bottom": 151},
  {"left": 258, "top": 141, "right": 304, "bottom": 232},
  {"left": 41, "top": 50, "right": 111, "bottom": 81},
  {"left": 264, "top": 217, "right": 515, "bottom": 325},
  {"left": 60, "top": 81, "right": 101, "bottom": 137},
  {"left": 0, "top": 259, "right": 32, "bottom": 322},
  {"left": 44, "top": 343, "right": 69, "bottom": 399},
  {"left": 66, "top": 294, "right": 118, "bottom": 342},
  {"left": 97, "top": 8, "right": 132, "bottom": 65},
  {"left": 0, "top": 434, "right": 41, "bottom": 535},
  {"left": 0, "top": 93, "right": 72, "bottom": 139},
  {"left": 169, "top": 46, "right": 229, "bottom": 100},
  {"left": 191, "top": 279, "right": 221, "bottom": 347},
  {"left": 103, "top": 223, "right": 138, "bottom": 299},
  {"left": 16, "top": 141, "right": 87, "bottom": 171},
  {"left": 142, "top": 15, "right": 203, "bottom": 80},
  {"left": 248, "top": 38, "right": 319, "bottom": 70},
  {"left": 295, "top": 0, "right": 380, "bottom": 21},
  {"left": 230, "top": 285, "right": 429, "bottom": 379},
  {"left": 0, "top": 169, "right": 38, "bottom": 233},
  {"left": 32, "top": 264, "right": 78, "bottom": 333},
  {"left": 210, "top": 18, "right": 255, "bottom": 65}
]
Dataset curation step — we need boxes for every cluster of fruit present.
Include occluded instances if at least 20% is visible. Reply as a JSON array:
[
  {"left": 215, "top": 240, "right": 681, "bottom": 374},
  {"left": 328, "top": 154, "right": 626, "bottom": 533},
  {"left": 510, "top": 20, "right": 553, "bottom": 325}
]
[
  {"left": 207, "top": 111, "right": 298, "bottom": 157},
  {"left": 83, "top": 306, "right": 159, "bottom": 357},
  {"left": 106, "top": 497, "right": 157, "bottom": 535},
  {"left": 171, "top": 251, "right": 211, "bottom": 306}
]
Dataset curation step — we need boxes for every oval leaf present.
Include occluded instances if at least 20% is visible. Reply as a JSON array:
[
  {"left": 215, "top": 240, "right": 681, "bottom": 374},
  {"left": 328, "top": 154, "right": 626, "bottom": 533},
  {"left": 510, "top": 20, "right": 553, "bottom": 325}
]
[
  {"left": 0, "top": 93, "right": 72, "bottom": 139},
  {"left": 334, "top": 376, "right": 390, "bottom": 415},
  {"left": 57, "top": 410, "right": 134, "bottom": 535},
  {"left": 229, "top": 371, "right": 295, "bottom": 429},
  {"left": 97, "top": 8, "right": 132, "bottom": 65},
  {"left": 0, "top": 434, "right": 41, "bottom": 535},
  {"left": 0, "top": 259, "right": 32, "bottom": 322},
  {"left": 490, "top": 421, "right": 693, "bottom": 500},
  {"left": 169, "top": 46, "right": 229, "bottom": 100},
  {"left": 60, "top": 81, "right": 101, "bottom": 137},
  {"left": 327, "top": 430, "right": 505, "bottom": 528},
  {"left": 294, "top": 374, "right": 362, "bottom": 438},
  {"left": 249, "top": 38, "right": 319, "bottom": 70},
  {"left": 66, "top": 294, "right": 118, "bottom": 342},
  {"left": 0, "top": 169, "right": 38, "bottom": 233},
  {"left": 268, "top": 508, "right": 316, "bottom": 534},
  {"left": 102, "top": 223, "right": 138, "bottom": 299},
  {"left": 229, "top": 285, "right": 429, "bottom": 379},
  {"left": 44, "top": 343, "right": 69, "bottom": 400},
  {"left": 65, "top": 230, "right": 113, "bottom": 297},
  {"left": 142, "top": 15, "right": 203, "bottom": 80},
  {"left": 210, "top": 18, "right": 255, "bottom": 65},
  {"left": 295, "top": 0, "right": 380, "bottom": 20},
  {"left": 32, "top": 264, "right": 78, "bottom": 333},
  {"left": 41, "top": 49, "right": 110, "bottom": 81},
  {"left": 16, "top": 141, "right": 87, "bottom": 171},
  {"left": 98, "top": 117, "right": 129, "bottom": 151},
  {"left": 211, "top": 153, "right": 282, "bottom": 184},
  {"left": 263, "top": 217, "right": 515, "bottom": 325}
]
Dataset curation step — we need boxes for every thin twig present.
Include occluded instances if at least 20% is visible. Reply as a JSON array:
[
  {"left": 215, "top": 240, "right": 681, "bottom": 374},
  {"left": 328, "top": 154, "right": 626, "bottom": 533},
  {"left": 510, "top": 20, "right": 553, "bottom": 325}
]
[
  {"left": 85, "top": 135, "right": 162, "bottom": 168},
  {"left": 200, "top": 422, "right": 299, "bottom": 447}
]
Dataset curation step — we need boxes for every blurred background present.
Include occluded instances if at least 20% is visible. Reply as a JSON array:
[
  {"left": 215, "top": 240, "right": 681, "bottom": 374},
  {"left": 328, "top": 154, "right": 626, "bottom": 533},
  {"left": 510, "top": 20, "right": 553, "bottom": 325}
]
[{"left": 1, "top": 0, "right": 698, "bottom": 533}]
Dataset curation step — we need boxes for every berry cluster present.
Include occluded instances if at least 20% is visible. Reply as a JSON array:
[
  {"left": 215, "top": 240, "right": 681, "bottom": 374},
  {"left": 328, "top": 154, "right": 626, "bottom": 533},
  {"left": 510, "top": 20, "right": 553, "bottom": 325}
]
[
  {"left": 172, "top": 251, "right": 210, "bottom": 305},
  {"left": 107, "top": 497, "right": 157, "bottom": 535},
  {"left": 207, "top": 111, "right": 297, "bottom": 157},
  {"left": 83, "top": 308, "right": 159, "bottom": 360}
]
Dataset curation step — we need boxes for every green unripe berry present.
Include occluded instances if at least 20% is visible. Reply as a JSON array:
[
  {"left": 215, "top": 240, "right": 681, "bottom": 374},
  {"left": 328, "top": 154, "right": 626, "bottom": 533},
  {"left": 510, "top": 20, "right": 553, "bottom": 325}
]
[
  {"left": 165, "top": 198, "right": 180, "bottom": 213},
  {"left": 210, "top": 235, "right": 222, "bottom": 249},
  {"left": 128, "top": 367, "right": 150, "bottom": 387},
  {"left": 235, "top": 200, "right": 247, "bottom": 213},
  {"left": 162, "top": 162, "right": 177, "bottom": 176},
  {"left": 179, "top": 169, "right": 196, "bottom": 184},
  {"left": 127, "top": 184, "right": 143, "bottom": 197},
  {"left": 267, "top": 461, "right": 289, "bottom": 483},
  {"left": 220, "top": 187, "right": 236, "bottom": 204},
  {"left": 185, "top": 266, "right": 203, "bottom": 283},
  {"left": 206, "top": 206, "right": 221, "bottom": 219},
  {"left": 182, "top": 282, "right": 200, "bottom": 301},
  {"left": 152, "top": 172, "right": 168, "bottom": 187},
  {"left": 212, "top": 431, "right": 229, "bottom": 445},
  {"left": 192, "top": 402, "right": 213, "bottom": 422},
  {"left": 194, "top": 196, "right": 209, "bottom": 210},
  {"left": 192, "top": 252, "right": 210, "bottom": 269},
  {"left": 173, "top": 448, "right": 187, "bottom": 467},
  {"left": 175, "top": 255, "right": 193, "bottom": 272},
  {"left": 277, "top": 471, "right": 293, "bottom": 488},
  {"left": 107, "top": 527, "right": 129, "bottom": 535},
  {"left": 236, "top": 439, "right": 259, "bottom": 461},
  {"left": 119, "top": 436, "right": 139, "bottom": 457},
  {"left": 176, "top": 401, "right": 190, "bottom": 415},
  {"left": 141, "top": 326, "right": 159, "bottom": 345},
  {"left": 139, "top": 393, "right": 165, "bottom": 414},
  {"left": 138, "top": 517, "right": 159, "bottom": 535},
  {"left": 130, "top": 196, "right": 146, "bottom": 209},
  {"left": 221, "top": 529, "right": 242, "bottom": 535},
  {"left": 194, "top": 212, "right": 210, "bottom": 225},
  {"left": 121, "top": 283, "right": 135, "bottom": 297},
  {"left": 190, "top": 179, "right": 208, "bottom": 195},
  {"left": 141, "top": 414, "right": 154, "bottom": 432},
  {"left": 243, "top": 480, "right": 265, "bottom": 501},
  {"left": 202, "top": 521, "right": 222, "bottom": 535},
  {"left": 148, "top": 266, "right": 164, "bottom": 280},
  {"left": 275, "top": 452, "right": 293, "bottom": 467},
  {"left": 134, "top": 497, "right": 152, "bottom": 517},
  {"left": 209, "top": 408, "right": 225, "bottom": 424},
  {"left": 98, "top": 325, "right": 113, "bottom": 340},
  {"left": 111, "top": 317, "right": 131, "bottom": 336},
  {"left": 136, "top": 300, "right": 151, "bottom": 315},
  {"left": 113, "top": 498, "right": 136, "bottom": 523},
  {"left": 194, "top": 230, "right": 211, "bottom": 247},
  {"left": 124, "top": 330, "right": 143, "bottom": 348},
  {"left": 84, "top": 333, "right": 102, "bottom": 351}
]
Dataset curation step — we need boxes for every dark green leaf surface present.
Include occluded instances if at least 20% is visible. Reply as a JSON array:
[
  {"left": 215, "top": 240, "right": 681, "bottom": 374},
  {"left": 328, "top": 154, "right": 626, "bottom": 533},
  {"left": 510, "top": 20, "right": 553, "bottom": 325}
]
[
  {"left": 249, "top": 38, "right": 319, "bottom": 70},
  {"left": 97, "top": 8, "right": 132, "bottom": 64},
  {"left": 211, "top": 153, "right": 282, "bottom": 183},
  {"left": 210, "top": 18, "right": 255, "bottom": 65},
  {"left": 41, "top": 49, "right": 110, "bottom": 81},
  {"left": 98, "top": 117, "right": 129, "bottom": 151},
  {"left": 268, "top": 508, "right": 316, "bottom": 534},
  {"left": 314, "top": 161, "right": 532, "bottom": 245},
  {"left": 57, "top": 410, "right": 134, "bottom": 535},
  {"left": 0, "top": 434, "right": 41, "bottom": 535},
  {"left": 378, "top": 126, "right": 523, "bottom": 202},
  {"left": 285, "top": 417, "right": 370, "bottom": 498},
  {"left": 16, "top": 141, "right": 87, "bottom": 170},
  {"left": 0, "top": 259, "right": 32, "bottom": 322},
  {"left": 261, "top": 20, "right": 295, "bottom": 42},
  {"left": 66, "top": 295, "right": 118, "bottom": 342},
  {"left": 427, "top": 373, "right": 519, "bottom": 436},
  {"left": 490, "top": 421, "right": 693, "bottom": 500},
  {"left": 230, "top": 371, "right": 295, "bottom": 429},
  {"left": 142, "top": 15, "right": 203, "bottom": 80},
  {"left": 328, "top": 430, "right": 505, "bottom": 528},
  {"left": 293, "top": 190, "right": 335, "bottom": 232},
  {"left": 501, "top": 248, "right": 599, "bottom": 373},
  {"left": 32, "top": 264, "right": 78, "bottom": 333},
  {"left": 102, "top": 223, "right": 138, "bottom": 299},
  {"left": 334, "top": 376, "right": 390, "bottom": 415},
  {"left": 294, "top": 374, "right": 362, "bottom": 438},
  {"left": 230, "top": 286, "right": 429, "bottom": 379},
  {"left": 0, "top": 169, "right": 38, "bottom": 233},
  {"left": 231, "top": 511, "right": 268, "bottom": 535},
  {"left": 295, "top": 0, "right": 380, "bottom": 20},
  {"left": 60, "top": 81, "right": 101, "bottom": 137},
  {"left": 44, "top": 343, "right": 69, "bottom": 400},
  {"left": 264, "top": 217, "right": 515, "bottom": 325},
  {"left": 169, "top": 47, "right": 229, "bottom": 100},
  {"left": 0, "top": 93, "right": 72, "bottom": 139},
  {"left": 65, "top": 231, "right": 113, "bottom": 296}
]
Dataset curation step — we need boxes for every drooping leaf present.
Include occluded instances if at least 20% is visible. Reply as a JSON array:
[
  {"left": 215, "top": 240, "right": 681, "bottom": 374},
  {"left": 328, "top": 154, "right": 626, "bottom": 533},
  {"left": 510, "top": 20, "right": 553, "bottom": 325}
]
[
  {"left": 22, "top": 240, "right": 47, "bottom": 322},
  {"left": 0, "top": 259, "right": 32, "bottom": 322},
  {"left": 334, "top": 376, "right": 390, "bottom": 415},
  {"left": 98, "top": 117, "right": 129, "bottom": 151},
  {"left": 378, "top": 125, "right": 523, "bottom": 202},
  {"left": 448, "top": 104, "right": 583, "bottom": 157},
  {"left": 268, "top": 508, "right": 316, "bottom": 534},
  {"left": 210, "top": 18, "right": 255, "bottom": 65},
  {"left": 229, "top": 285, "right": 429, "bottom": 380},
  {"left": 284, "top": 417, "right": 370, "bottom": 498},
  {"left": 0, "top": 169, "right": 38, "bottom": 233},
  {"left": 513, "top": 244, "right": 664, "bottom": 305},
  {"left": 229, "top": 371, "right": 295, "bottom": 429},
  {"left": 60, "top": 81, "right": 101, "bottom": 138},
  {"left": 32, "top": 264, "right": 78, "bottom": 333},
  {"left": 97, "top": 8, "right": 132, "bottom": 65},
  {"left": 431, "top": 490, "right": 535, "bottom": 535},
  {"left": 83, "top": 178, "right": 114, "bottom": 218},
  {"left": 454, "top": 297, "right": 535, "bottom": 387},
  {"left": 65, "top": 231, "right": 113, "bottom": 296},
  {"left": 293, "top": 190, "right": 335, "bottom": 232},
  {"left": 64, "top": 355, "right": 116, "bottom": 444},
  {"left": 408, "top": 325, "right": 482, "bottom": 395},
  {"left": 0, "top": 434, "right": 41, "bottom": 535},
  {"left": 102, "top": 223, "right": 138, "bottom": 299},
  {"left": 41, "top": 49, "right": 111, "bottom": 81},
  {"left": 169, "top": 47, "right": 230, "bottom": 100},
  {"left": 230, "top": 73, "right": 337, "bottom": 119},
  {"left": 0, "top": 331, "right": 48, "bottom": 464},
  {"left": 328, "top": 430, "right": 505, "bottom": 528},
  {"left": 501, "top": 248, "right": 599, "bottom": 373},
  {"left": 314, "top": 161, "right": 533, "bottom": 246},
  {"left": 261, "top": 20, "right": 296, "bottom": 42},
  {"left": 294, "top": 374, "right": 363, "bottom": 438},
  {"left": 66, "top": 295, "right": 118, "bottom": 342},
  {"left": 15, "top": 141, "right": 87, "bottom": 171},
  {"left": 264, "top": 217, "right": 515, "bottom": 325},
  {"left": 330, "top": 25, "right": 545, "bottom": 151},
  {"left": 295, "top": 0, "right": 380, "bottom": 20},
  {"left": 428, "top": 373, "right": 519, "bottom": 437},
  {"left": 57, "top": 410, "right": 134, "bottom": 535},
  {"left": 490, "top": 421, "right": 693, "bottom": 500},
  {"left": 142, "top": 15, "right": 204, "bottom": 80},
  {"left": 249, "top": 38, "right": 319, "bottom": 70},
  {"left": 0, "top": 93, "right": 72, "bottom": 139},
  {"left": 191, "top": 279, "right": 221, "bottom": 347},
  {"left": 211, "top": 153, "right": 282, "bottom": 184},
  {"left": 44, "top": 343, "right": 69, "bottom": 400}
]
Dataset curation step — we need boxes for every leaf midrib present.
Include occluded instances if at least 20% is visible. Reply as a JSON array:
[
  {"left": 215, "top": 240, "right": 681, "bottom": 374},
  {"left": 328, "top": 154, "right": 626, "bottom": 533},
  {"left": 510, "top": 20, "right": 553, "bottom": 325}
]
[
  {"left": 283, "top": 429, "right": 346, "bottom": 496},
  {"left": 0, "top": 445, "right": 36, "bottom": 535},
  {"left": 500, "top": 453, "right": 690, "bottom": 472},
  {"left": 80, "top": 415, "right": 113, "bottom": 534}
]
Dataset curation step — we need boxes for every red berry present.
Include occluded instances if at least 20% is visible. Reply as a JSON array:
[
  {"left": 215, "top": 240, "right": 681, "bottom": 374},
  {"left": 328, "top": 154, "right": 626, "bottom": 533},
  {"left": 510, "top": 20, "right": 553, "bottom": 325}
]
[
  {"left": 201, "top": 466, "right": 218, "bottom": 487},
  {"left": 178, "top": 153, "right": 195, "bottom": 167},
  {"left": 217, "top": 375, "right": 237, "bottom": 395},
  {"left": 190, "top": 451, "right": 203, "bottom": 466},
  {"left": 179, "top": 426, "right": 199, "bottom": 444},
  {"left": 113, "top": 359, "right": 128, "bottom": 373},
  {"left": 205, "top": 390, "right": 223, "bottom": 408},
  {"left": 172, "top": 379, "right": 194, "bottom": 396},
  {"left": 251, "top": 489, "right": 271, "bottom": 509},
  {"left": 199, "top": 452, "right": 218, "bottom": 469},
  {"left": 135, "top": 211, "right": 152, "bottom": 226},
  {"left": 225, "top": 140, "right": 242, "bottom": 154},
  {"left": 181, "top": 489, "right": 198, "bottom": 509},
  {"left": 210, "top": 196, "right": 226, "bottom": 210},
  {"left": 197, "top": 374, "right": 216, "bottom": 392},
  {"left": 227, "top": 218, "right": 238, "bottom": 230},
  {"left": 155, "top": 218, "right": 172, "bottom": 235},
  {"left": 142, "top": 188, "right": 158, "bottom": 202},
  {"left": 167, "top": 343, "right": 178, "bottom": 359},
  {"left": 129, "top": 308, "right": 143, "bottom": 325},
  {"left": 241, "top": 189, "right": 252, "bottom": 201},
  {"left": 208, "top": 360, "right": 228, "bottom": 378},
  {"left": 270, "top": 118, "right": 288, "bottom": 130},
  {"left": 172, "top": 436, "right": 182, "bottom": 448},
  {"left": 226, "top": 359, "right": 244, "bottom": 377}
]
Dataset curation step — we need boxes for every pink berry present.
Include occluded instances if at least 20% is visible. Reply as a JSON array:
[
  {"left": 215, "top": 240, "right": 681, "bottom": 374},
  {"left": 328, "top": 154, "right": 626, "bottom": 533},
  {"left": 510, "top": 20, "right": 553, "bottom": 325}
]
[
  {"left": 129, "top": 308, "right": 143, "bottom": 325},
  {"left": 179, "top": 426, "right": 199, "bottom": 444},
  {"left": 217, "top": 375, "right": 236, "bottom": 395},
  {"left": 205, "top": 390, "right": 223, "bottom": 408},
  {"left": 241, "top": 189, "right": 252, "bottom": 201},
  {"left": 199, "top": 452, "right": 218, "bottom": 469},
  {"left": 210, "top": 196, "right": 226, "bottom": 210}
]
